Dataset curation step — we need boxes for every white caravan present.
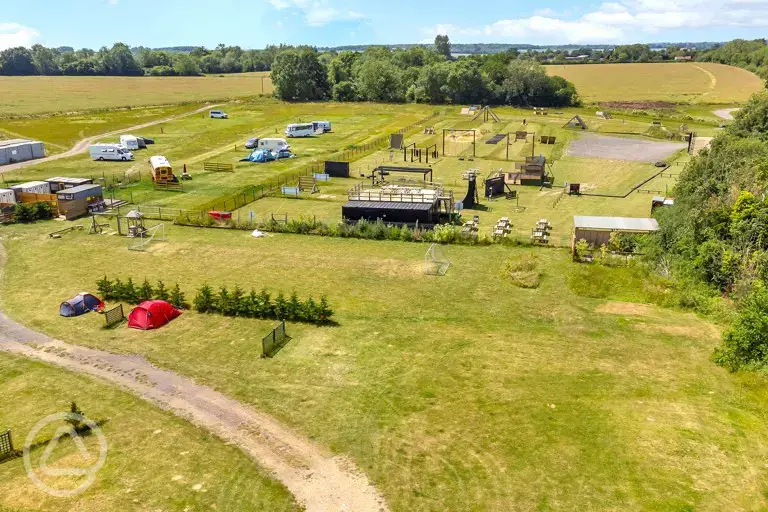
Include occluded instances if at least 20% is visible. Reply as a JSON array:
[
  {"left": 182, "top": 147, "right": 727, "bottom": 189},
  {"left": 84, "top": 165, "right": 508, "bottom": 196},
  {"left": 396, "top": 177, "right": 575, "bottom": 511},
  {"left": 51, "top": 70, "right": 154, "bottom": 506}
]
[
  {"left": 285, "top": 123, "right": 315, "bottom": 138},
  {"left": 90, "top": 144, "right": 134, "bottom": 161},
  {"left": 119, "top": 134, "right": 140, "bottom": 150},
  {"left": 257, "top": 138, "right": 290, "bottom": 151},
  {"left": 312, "top": 121, "right": 332, "bottom": 133}
]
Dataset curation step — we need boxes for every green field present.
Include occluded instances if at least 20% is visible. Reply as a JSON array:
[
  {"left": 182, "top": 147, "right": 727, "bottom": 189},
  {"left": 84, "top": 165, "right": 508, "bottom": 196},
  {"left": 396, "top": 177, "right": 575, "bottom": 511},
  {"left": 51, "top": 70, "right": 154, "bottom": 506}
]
[
  {"left": 4, "top": 222, "right": 768, "bottom": 511},
  {"left": 546, "top": 62, "right": 764, "bottom": 104},
  {"left": 0, "top": 352, "right": 296, "bottom": 511},
  {"left": 0, "top": 72, "right": 273, "bottom": 116}
]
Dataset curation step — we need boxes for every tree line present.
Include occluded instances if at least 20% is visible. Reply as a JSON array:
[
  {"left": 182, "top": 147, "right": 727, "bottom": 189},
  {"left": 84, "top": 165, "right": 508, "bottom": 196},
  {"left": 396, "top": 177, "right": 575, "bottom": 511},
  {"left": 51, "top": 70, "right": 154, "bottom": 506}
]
[
  {"left": 697, "top": 39, "right": 768, "bottom": 80},
  {"left": 640, "top": 91, "right": 768, "bottom": 371},
  {"left": 529, "top": 44, "right": 696, "bottom": 65},
  {"left": 0, "top": 42, "right": 281, "bottom": 77},
  {"left": 271, "top": 38, "right": 579, "bottom": 107}
]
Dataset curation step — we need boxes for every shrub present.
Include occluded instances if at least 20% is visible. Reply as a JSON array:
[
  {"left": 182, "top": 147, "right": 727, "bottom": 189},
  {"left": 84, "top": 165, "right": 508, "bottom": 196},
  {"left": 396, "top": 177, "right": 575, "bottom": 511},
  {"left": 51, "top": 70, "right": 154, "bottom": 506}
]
[
  {"left": 193, "top": 284, "right": 215, "bottom": 313},
  {"left": 65, "top": 402, "right": 88, "bottom": 432},
  {"left": 502, "top": 253, "right": 541, "bottom": 288},
  {"left": 138, "top": 279, "right": 154, "bottom": 302},
  {"left": 13, "top": 203, "right": 35, "bottom": 223},
  {"left": 155, "top": 281, "right": 170, "bottom": 302},
  {"left": 169, "top": 284, "right": 188, "bottom": 310},
  {"left": 713, "top": 285, "right": 768, "bottom": 371}
]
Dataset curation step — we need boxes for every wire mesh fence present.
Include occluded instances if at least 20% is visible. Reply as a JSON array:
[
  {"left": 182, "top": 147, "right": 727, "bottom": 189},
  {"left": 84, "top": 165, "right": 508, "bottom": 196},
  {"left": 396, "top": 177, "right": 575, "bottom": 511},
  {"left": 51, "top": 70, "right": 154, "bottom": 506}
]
[
  {"left": 261, "top": 321, "right": 289, "bottom": 358},
  {"left": 104, "top": 304, "right": 126, "bottom": 328},
  {"left": 0, "top": 430, "right": 15, "bottom": 461}
]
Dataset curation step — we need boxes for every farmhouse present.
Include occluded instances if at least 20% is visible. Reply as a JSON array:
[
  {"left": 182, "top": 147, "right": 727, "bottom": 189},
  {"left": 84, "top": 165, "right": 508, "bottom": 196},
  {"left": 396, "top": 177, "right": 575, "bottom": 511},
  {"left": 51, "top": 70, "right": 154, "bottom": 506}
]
[
  {"left": 56, "top": 184, "right": 105, "bottom": 220},
  {"left": 572, "top": 215, "right": 659, "bottom": 251},
  {"left": 0, "top": 139, "right": 45, "bottom": 166}
]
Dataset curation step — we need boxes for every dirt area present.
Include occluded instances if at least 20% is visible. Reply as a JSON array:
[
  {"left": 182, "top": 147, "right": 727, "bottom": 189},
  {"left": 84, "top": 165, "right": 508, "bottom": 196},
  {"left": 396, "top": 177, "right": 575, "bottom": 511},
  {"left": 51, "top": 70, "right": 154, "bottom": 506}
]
[
  {"left": 600, "top": 101, "right": 676, "bottom": 110},
  {"left": 596, "top": 301, "right": 657, "bottom": 317},
  {"left": 714, "top": 108, "right": 739, "bottom": 120},
  {"left": 0, "top": 248, "right": 387, "bottom": 512},
  {"left": 567, "top": 133, "right": 686, "bottom": 162}
]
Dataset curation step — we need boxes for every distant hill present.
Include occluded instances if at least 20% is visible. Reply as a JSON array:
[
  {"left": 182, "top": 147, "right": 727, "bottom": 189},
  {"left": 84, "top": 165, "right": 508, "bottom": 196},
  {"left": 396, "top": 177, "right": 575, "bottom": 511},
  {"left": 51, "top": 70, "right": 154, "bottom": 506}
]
[{"left": 319, "top": 42, "right": 722, "bottom": 54}]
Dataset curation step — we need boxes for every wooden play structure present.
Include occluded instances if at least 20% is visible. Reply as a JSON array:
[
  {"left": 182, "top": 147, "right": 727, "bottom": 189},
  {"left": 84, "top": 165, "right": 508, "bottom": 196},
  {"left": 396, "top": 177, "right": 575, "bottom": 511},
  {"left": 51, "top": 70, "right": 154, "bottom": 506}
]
[
  {"left": 125, "top": 209, "right": 147, "bottom": 238},
  {"left": 442, "top": 129, "right": 476, "bottom": 157},
  {"left": 564, "top": 115, "right": 588, "bottom": 130},
  {"left": 472, "top": 106, "right": 501, "bottom": 123},
  {"left": 298, "top": 175, "right": 319, "bottom": 194}
]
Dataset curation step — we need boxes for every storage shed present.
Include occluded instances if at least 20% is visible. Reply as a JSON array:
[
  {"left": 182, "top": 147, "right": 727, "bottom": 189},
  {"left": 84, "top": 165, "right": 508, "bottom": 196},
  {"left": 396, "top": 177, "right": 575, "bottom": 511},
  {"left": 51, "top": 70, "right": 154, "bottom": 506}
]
[
  {"left": 572, "top": 216, "right": 659, "bottom": 251},
  {"left": 45, "top": 177, "right": 94, "bottom": 193},
  {"left": 56, "top": 184, "right": 105, "bottom": 220},
  {"left": 11, "top": 181, "right": 51, "bottom": 196},
  {"left": 342, "top": 200, "right": 438, "bottom": 225},
  {"left": 0, "top": 188, "right": 16, "bottom": 205},
  {"left": 0, "top": 139, "right": 45, "bottom": 166}
]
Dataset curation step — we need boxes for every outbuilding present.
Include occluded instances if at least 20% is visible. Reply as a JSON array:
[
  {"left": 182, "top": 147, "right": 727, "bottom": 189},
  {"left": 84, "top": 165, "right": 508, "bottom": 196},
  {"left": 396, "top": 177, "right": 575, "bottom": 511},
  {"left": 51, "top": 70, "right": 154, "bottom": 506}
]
[
  {"left": 572, "top": 215, "right": 659, "bottom": 251},
  {"left": 56, "top": 184, "right": 105, "bottom": 220},
  {"left": 11, "top": 181, "right": 51, "bottom": 197},
  {"left": 45, "top": 177, "right": 94, "bottom": 193},
  {"left": 0, "top": 188, "right": 16, "bottom": 205},
  {"left": 0, "top": 139, "right": 45, "bottom": 166}
]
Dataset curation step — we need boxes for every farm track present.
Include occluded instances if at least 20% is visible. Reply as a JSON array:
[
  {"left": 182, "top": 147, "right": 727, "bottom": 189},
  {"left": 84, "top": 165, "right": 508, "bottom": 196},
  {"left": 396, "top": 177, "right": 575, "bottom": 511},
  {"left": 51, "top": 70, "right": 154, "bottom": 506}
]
[
  {"left": 0, "top": 245, "right": 388, "bottom": 512},
  {"left": 0, "top": 104, "right": 223, "bottom": 174}
]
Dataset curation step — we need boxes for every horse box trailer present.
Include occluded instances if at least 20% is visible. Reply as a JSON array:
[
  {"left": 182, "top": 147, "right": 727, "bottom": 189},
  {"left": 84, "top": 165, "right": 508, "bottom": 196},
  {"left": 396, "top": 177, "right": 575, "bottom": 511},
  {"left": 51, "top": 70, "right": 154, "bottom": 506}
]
[
  {"left": 312, "top": 121, "right": 332, "bottom": 133},
  {"left": 120, "top": 135, "right": 140, "bottom": 150}
]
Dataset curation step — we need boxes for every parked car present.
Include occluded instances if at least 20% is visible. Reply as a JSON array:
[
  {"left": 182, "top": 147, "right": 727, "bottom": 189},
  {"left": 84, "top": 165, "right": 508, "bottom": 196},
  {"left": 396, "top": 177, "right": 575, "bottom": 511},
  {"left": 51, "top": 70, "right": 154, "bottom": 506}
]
[
  {"left": 210, "top": 110, "right": 228, "bottom": 119},
  {"left": 245, "top": 137, "right": 259, "bottom": 149}
]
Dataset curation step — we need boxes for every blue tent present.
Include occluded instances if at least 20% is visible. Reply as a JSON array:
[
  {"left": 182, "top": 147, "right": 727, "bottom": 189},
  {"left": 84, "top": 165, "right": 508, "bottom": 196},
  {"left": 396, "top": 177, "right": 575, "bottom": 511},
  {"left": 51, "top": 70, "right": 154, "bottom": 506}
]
[
  {"left": 241, "top": 149, "right": 276, "bottom": 163},
  {"left": 60, "top": 293, "right": 104, "bottom": 317}
]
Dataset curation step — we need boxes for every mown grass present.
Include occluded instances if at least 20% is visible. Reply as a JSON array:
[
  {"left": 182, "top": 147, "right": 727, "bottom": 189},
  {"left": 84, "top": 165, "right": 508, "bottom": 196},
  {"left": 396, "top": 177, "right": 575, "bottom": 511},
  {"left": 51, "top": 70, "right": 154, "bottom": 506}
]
[
  {"left": 0, "top": 352, "right": 297, "bottom": 512},
  {"left": 547, "top": 62, "right": 763, "bottom": 104},
  {"left": 0, "top": 72, "right": 273, "bottom": 115},
  {"left": 3, "top": 222, "right": 768, "bottom": 511}
]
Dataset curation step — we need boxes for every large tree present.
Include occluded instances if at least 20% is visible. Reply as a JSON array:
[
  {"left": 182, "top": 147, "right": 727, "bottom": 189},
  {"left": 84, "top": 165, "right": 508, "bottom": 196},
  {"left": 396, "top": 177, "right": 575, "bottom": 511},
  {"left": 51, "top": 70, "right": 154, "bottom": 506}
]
[
  {"left": 0, "top": 47, "right": 37, "bottom": 75},
  {"left": 434, "top": 35, "right": 451, "bottom": 59},
  {"left": 271, "top": 49, "right": 329, "bottom": 101}
]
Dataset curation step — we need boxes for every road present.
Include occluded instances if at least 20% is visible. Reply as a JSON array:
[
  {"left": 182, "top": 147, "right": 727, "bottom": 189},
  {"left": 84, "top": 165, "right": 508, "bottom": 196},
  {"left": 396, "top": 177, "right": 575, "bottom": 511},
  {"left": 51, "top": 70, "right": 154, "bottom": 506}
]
[
  {"left": 0, "top": 244, "right": 388, "bottom": 512},
  {"left": 0, "top": 104, "right": 221, "bottom": 174},
  {"left": 713, "top": 108, "right": 739, "bottom": 121}
]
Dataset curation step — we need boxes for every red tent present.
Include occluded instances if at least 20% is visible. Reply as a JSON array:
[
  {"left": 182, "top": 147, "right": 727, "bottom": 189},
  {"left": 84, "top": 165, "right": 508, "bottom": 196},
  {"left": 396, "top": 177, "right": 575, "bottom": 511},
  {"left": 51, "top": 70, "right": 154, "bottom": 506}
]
[{"left": 128, "top": 300, "right": 182, "bottom": 331}]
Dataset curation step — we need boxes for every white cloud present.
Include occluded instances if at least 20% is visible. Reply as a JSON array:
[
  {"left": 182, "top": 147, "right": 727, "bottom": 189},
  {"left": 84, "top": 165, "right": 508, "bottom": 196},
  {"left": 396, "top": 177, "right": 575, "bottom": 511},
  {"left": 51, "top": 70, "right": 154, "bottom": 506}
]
[
  {"left": 267, "top": 0, "right": 365, "bottom": 27},
  {"left": 107, "top": 0, "right": 119, "bottom": 5},
  {"left": 424, "top": 0, "right": 768, "bottom": 44},
  {"left": 0, "top": 22, "right": 40, "bottom": 50}
]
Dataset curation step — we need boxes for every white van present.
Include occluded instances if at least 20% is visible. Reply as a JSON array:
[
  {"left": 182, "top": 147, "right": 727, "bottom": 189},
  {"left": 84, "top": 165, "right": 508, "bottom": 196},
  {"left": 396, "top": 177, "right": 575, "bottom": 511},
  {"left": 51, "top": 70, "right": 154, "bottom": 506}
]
[
  {"left": 120, "top": 135, "right": 140, "bottom": 150},
  {"left": 312, "top": 121, "right": 332, "bottom": 133},
  {"left": 210, "top": 110, "right": 228, "bottom": 119},
  {"left": 90, "top": 144, "right": 134, "bottom": 161},
  {"left": 258, "top": 138, "right": 290, "bottom": 151},
  {"left": 285, "top": 123, "right": 315, "bottom": 138}
]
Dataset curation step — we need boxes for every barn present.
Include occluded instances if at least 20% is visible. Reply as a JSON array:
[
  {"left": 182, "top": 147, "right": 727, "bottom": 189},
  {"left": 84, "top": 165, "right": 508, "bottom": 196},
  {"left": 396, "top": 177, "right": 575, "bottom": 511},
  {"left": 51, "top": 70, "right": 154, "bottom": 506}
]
[
  {"left": 572, "top": 215, "right": 659, "bottom": 251},
  {"left": 0, "top": 139, "right": 45, "bottom": 166}
]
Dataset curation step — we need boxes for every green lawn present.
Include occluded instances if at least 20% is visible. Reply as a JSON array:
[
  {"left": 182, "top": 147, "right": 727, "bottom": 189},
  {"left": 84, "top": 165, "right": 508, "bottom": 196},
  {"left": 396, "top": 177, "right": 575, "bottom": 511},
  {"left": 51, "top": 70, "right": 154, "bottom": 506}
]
[
  {"left": 0, "top": 352, "right": 297, "bottom": 512},
  {"left": 3, "top": 222, "right": 768, "bottom": 511}
]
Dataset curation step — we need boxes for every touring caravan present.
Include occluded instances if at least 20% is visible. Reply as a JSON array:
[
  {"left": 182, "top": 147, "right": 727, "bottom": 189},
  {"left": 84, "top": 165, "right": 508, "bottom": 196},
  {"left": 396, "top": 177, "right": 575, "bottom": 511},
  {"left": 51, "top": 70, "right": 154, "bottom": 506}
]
[
  {"left": 285, "top": 123, "right": 315, "bottom": 138},
  {"left": 312, "top": 121, "right": 332, "bottom": 133},
  {"left": 120, "top": 135, "right": 140, "bottom": 151},
  {"left": 257, "top": 138, "right": 290, "bottom": 151},
  {"left": 90, "top": 144, "right": 134, "bottom": 161},
  {"left": 149, "top": 155, "right": 176, "bottom": 183}
]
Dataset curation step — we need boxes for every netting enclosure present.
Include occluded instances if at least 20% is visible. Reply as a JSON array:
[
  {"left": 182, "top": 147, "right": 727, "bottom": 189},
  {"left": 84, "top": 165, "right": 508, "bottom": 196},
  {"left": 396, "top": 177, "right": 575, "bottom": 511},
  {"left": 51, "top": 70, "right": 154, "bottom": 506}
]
[
  {"left": 129, "top": 223, "right": 165, "bottom": 251},
  {"left": 262, "top": 321, "right": 290, "bottom": 358},
  {"left": 424, "top": 243, "right": 451, "bottom": 276}
]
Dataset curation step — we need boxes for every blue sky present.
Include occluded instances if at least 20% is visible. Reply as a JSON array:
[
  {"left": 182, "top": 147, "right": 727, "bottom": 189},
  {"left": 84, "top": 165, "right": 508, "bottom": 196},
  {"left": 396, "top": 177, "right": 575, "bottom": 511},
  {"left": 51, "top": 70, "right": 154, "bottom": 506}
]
[{"left": 1, "top": 0, "right": 767, "bottom": 50}]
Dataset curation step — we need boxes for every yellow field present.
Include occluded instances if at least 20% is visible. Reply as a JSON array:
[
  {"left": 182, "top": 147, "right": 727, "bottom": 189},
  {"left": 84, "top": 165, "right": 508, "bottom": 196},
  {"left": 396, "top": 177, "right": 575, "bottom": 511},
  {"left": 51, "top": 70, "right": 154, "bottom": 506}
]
[
  {"left": 0, "top": 72, "right": 274, "bottom": 115},
  {"left": 547, "top": 62, "right": 763, "bottom": 104}
]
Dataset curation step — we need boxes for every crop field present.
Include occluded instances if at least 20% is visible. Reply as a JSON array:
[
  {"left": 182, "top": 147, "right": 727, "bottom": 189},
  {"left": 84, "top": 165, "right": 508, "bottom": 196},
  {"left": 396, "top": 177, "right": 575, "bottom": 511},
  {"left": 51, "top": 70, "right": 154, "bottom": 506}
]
[
  {"left": 4, "top": 222, "right": 768, "bottom": 511},
  {"left": 0, "top": 72, "right": 273, "bottom": 115},
  {"left": 546, "top": 62, "right": 764, "bottom": 104},
  {"left": 0, "top": 352, "right": 296, "bottom": 511}
]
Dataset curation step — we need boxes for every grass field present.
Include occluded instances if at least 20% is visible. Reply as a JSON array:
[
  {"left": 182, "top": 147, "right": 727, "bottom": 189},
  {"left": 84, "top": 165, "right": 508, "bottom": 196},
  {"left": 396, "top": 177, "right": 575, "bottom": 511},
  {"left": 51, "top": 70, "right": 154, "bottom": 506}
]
[
  {"left": 546, "top": 62, "right": 764, "bottom": 104},
  {"left": 3, "top": 222, "right": 768, "bottom": 511},
  {"left": 0, "top": 72, "right": 273, "bottom": 116},
  {"left": 0, "top": 352, "right": 296, "bottom": 511}
]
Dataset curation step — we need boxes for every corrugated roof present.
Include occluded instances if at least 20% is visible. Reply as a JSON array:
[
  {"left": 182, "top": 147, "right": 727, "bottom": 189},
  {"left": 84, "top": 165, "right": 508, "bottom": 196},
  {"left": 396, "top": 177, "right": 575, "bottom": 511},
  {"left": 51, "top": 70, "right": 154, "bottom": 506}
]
[
  {"left": 0, "top": 139, "right": 40, "bottom": 148},
  {"left": 57, "top": 184, "right": 102, "bottom": 195},
  {"left": 11, "top": 181, "right": 47, "bottom": 189},
  {"left": 46, "top": 177, "right": 92, "bottom": 184},
  {"left": 343, "top": 201, "right": 433, "bottom": 211},
  {"left": 574, "top": 216, "right": 659, "bottom": 232}
]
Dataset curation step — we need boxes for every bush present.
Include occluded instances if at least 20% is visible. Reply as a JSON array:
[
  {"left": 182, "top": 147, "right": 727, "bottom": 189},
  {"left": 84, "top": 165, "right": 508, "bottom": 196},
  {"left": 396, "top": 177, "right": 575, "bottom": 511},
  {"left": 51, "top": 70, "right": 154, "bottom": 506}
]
[
  {"left": 94, "top": 276, "right": 188, "bottom": 308},
  {"left": 13, "top": 203, "right": 35, "bottom": 223},
  {"left": 713, "top": 285, "right": 768, "bottom": 371},
  {"left": 194, "top": 284, "right": 215, "bottom": 313}
]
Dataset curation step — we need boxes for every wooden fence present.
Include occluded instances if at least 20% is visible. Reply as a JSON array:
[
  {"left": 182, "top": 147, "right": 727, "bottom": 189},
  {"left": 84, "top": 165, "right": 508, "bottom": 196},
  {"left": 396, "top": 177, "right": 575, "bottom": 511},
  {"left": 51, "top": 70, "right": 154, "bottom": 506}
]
[{"left": 203, "top": 162, "right": 234, "bottom": 172}]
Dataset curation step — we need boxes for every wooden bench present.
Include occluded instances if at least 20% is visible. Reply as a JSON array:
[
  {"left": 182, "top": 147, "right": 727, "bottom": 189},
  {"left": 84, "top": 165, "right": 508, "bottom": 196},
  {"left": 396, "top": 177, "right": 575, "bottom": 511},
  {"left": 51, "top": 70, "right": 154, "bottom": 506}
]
[{"left": 203, "top": 162, "right": 234, "bottom": 173}]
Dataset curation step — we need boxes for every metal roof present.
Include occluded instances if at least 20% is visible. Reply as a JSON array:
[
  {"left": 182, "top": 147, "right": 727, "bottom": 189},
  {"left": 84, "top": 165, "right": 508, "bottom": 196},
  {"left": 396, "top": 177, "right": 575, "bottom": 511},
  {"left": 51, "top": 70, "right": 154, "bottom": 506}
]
[
  {"left": 56, "top": 184, "right": 102, "bottom": 195},
  {"left": 0, "top": 139, "right": 36, "bottom": 148},
  {"left": 46, "top": 177, "right": 92, "bottom": 184},
  {"left": 343, "top": 201, "right": 433, "bottom": 211},
  {"left": 11, "top": 181, "right": 48, "bottom": 189},
  {"left": 574, "top": 216, "right": 659, "bottom": 232}
]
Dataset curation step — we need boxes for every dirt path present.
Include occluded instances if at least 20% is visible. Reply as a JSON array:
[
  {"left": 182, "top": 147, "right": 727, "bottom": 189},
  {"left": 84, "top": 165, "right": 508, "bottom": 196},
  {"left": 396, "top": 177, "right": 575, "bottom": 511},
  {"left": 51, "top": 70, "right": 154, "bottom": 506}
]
[
  {"left": 0, "top": 246, "right": 388, "bottom": 512},
  {"left": 0, "top": 104, "right": 221, "bottom": 174},
  {"left": 714, "top": 108, "right": 739, "bottom": 120}
]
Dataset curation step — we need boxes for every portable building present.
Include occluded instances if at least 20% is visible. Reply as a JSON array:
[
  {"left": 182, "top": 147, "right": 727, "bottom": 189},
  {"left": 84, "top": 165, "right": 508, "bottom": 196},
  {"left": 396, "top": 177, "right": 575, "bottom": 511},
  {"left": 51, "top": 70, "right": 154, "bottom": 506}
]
[
  {"left": 0, "top": 188, "right": 16, "bottom": 205},
  {"left": 45, "top": 177, "right": 94, "bottom": 193},
  {"left": 572, "top": 216, "right": 659, "bottom": 251},
  {"left": 342, "top": 200, "right": 439, "bottom": 226},
  {"left": 11, "top": 181, "right": 51, "bottom": 196},
  {"left": 56, "top": 184, "right": 104, "bottom": 220},
  {"left": 0, "top": 139, "right": 45, "bottom": 166}
]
